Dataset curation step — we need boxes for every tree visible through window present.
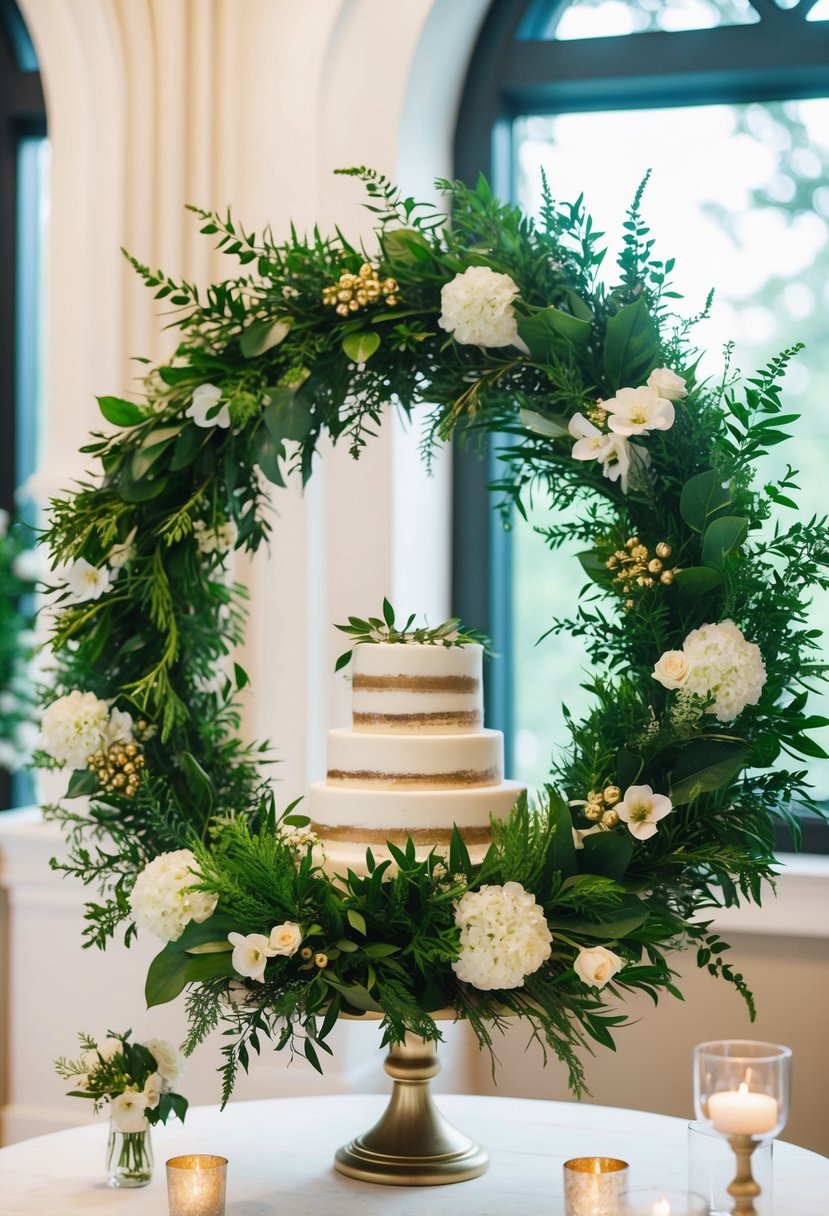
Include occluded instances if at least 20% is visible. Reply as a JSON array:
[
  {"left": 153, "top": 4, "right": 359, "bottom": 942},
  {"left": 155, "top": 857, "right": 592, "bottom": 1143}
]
[{"left": 452, "top": 0, "right": 829, "bottom": 849}]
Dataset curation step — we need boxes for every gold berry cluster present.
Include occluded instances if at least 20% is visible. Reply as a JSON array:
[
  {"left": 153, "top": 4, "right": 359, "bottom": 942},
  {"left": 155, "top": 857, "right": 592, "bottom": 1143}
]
[
  {"left": 583, "top": 784, "right": 622, "bottom": 829},
  {"left": 86, "top": 737, "right": 146, "bottom": 798},
  {"left": 606, "top": 536, "right": 678, "bottom": 610},
  {"left": 321, "top": 262, "right": 399, "bottom": 317}
]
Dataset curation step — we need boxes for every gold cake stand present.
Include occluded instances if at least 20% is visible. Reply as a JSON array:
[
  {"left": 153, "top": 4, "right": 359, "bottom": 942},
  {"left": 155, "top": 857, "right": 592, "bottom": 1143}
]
[{"left": 334, "top": 1025, "right": 489, "bottom": 1186}]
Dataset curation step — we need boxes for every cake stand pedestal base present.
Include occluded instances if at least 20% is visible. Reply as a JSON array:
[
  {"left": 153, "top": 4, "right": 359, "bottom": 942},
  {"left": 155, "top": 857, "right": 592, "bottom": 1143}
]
[{"left": 334, "top": 1032, "right": 489, "bottom": 1186}]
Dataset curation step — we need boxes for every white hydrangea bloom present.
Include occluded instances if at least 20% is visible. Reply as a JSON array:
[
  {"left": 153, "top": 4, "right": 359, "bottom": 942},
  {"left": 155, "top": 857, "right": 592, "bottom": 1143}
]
[
  {"left": 655, "top": 619, "right": 766, "bottom": 723},
  {"left": 452, "top": 881, "right": 552, "bottom": 991},
  {"left": 129, "top": 849, "right": 218, "bottom": 942},
  {"left": 438, "top": 266, "right": 522, "bottom": 348},
  {"left": 40, "top": 690, "right": 110, "bottom": 768}
]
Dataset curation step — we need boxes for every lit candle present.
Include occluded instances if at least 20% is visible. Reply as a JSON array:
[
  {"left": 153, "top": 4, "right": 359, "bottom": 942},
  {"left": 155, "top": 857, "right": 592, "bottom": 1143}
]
[
  {"left": 708, "top": 1082, "right": 778, "bottom": 1135},
  {"left": 653, "top": 1201, "right": 671, "bottom": 1216},
  {"left": 166, "top": 1154, "right": 228, "bottom": 1216}
]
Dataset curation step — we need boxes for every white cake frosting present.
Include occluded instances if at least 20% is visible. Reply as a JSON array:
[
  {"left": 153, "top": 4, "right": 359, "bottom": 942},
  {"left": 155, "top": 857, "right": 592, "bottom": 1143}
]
[{"left": 309, "top": 641, "right": 523, "bottom": 875}]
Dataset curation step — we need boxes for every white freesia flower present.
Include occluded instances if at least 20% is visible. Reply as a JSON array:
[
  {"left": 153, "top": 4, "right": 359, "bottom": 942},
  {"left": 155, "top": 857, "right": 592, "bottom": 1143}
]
[
  {"left": 605, "top": 385, "right": 675, "bottom": 436},
  {"left": 647, "top": 366, "right": 688, "bottom": 401},
  {"left": 40, "top": 690, "right": 110, "bottom": 768},
  {"left": 65, "top": 557, "right": 112, "bottom": 603},
  {"left": 652, "top": 650, "right": 690, "bottom": 691},
  {"left": 572, "top": 825, "right": 603, "bottom": 850},
  {"left": 108, "top": 527, "right": 137, "bottom": 570},
  {"left": 568, "top": 412, "right": 616, "bottom": 463},
  {"left": 616, "top": 784, "right": 674, "bottom": 841},
  {"left": 574, "top": 946, "right": 624, "bottom": 989},
  {"left": 144, "top": 1038, "right": 184, "bottom": 1087},
  {"left": 129, "top": 849, "right": 218, "bottom": 942},
  {"left": 268, "top": 922, "right": 303, "bottom": 956},
  {"left": 110, "top": 1091, "right": 148, "bottom": 1134},
  {"left": 142, "top": 1071, "right": 163, "bottom": 1110},
  {"left": 438, "top": 266, "right": 522, "bottom": 348},
  {"left": 228, "top": 931, "right": 275, "bottom": 982},
  {"left": 186, "top": 383, "right": 231, "bottom": 429},
  {"left": 654, "top": 620, "right": 766, "bottom": 722},
  {"left": 452, "top": 881, "right": 552, "bottom": 991}
]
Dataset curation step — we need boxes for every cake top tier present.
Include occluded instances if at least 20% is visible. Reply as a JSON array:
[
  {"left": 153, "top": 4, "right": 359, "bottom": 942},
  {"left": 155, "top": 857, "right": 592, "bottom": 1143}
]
[{"left": 350, "top": 641, "right": 483, "bottom": 735}]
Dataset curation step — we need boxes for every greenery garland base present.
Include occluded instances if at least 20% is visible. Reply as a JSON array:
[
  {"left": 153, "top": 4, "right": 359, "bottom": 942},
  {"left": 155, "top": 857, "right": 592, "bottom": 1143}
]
[{"left": 37, "top": 167, "right": 829, "bottom": 1105}]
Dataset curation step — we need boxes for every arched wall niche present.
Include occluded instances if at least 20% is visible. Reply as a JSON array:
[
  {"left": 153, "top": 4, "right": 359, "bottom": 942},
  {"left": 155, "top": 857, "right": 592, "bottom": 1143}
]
[{"left": 1, "top": 0, "right": 491, "bottom": 1143}]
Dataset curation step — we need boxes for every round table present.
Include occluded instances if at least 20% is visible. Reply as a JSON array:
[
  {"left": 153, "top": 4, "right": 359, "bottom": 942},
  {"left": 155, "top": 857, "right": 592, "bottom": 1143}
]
[{"left": 1, "top": 1094, "right": 826, "bottom": 1214}]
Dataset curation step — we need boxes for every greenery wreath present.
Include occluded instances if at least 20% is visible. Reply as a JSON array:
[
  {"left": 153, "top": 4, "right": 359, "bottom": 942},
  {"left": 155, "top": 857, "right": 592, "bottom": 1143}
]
[{"left": 39, "top": 167, "right": 829, "bottom": 1101}]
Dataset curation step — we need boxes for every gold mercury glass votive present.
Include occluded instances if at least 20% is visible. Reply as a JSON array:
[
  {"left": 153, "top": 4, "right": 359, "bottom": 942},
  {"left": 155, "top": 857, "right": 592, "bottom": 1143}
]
[
  {"left": 166, "top": 1154, "right": 228, "bottom": 1216},
  {"left": 563, "top": 1156, "right": 629, "bottom": 1216}
]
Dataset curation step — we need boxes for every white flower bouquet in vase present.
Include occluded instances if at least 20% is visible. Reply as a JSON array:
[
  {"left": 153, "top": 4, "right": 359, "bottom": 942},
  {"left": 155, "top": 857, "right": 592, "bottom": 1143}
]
[{"left": 56, "top": 1030, "right": 188, "bottom": 1187}]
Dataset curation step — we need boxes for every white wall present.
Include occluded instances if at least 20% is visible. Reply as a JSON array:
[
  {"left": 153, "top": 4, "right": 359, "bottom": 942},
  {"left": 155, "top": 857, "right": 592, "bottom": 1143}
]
[{"left": 1, "top": 0, "right": 828, "bottom": 1162}]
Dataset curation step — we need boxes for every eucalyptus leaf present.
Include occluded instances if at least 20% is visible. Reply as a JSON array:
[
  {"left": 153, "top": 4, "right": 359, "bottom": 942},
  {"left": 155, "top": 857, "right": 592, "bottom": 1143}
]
[
  {"left": 701, "top": 516, "right": 749, "bottom": 568},
  {"left": 240, "top": 317, "right": 291, "bottom": 358},
  {"left": 669, "top": 739, "right": 750, "bottom": 805},
  {"left": 603, "top": 296, "right": 658, "bottom": 388},
  {"left": 679, "top": 469, "right": 733, "bottom": 533},
  {"left": 579, "top": 831, "right": 634, "bottom": 880},
  {"left": 672, "top": 566, "right": 725, "bottom": 602},
  {"left": 517, "top": 304, "right": 591, "bottom": 360},
  {"left": 342, "top": 331, "right": 381, "bottom": 362},
  {"left": 98, "top": 396, "right": 144, "bottom": 427},
  {"left": 577, "top": 550, "right": 615, "bottom": 589},
  {"left": 263, "top": 387, "right": 313, "bottom": 443}
]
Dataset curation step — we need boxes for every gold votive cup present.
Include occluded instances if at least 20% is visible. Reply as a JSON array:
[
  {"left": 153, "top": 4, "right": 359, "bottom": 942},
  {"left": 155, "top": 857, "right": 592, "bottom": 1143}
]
[
  {"left": 166, "top": 1154, "right": 228, "bottom": 1216},
  {"left": 563, "top": 1156, "right": 629, "bottom": 1216}
]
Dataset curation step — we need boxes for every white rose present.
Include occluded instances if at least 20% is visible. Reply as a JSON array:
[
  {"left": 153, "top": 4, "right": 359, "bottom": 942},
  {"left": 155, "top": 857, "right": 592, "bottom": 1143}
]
[
  {"left": 144, "top": 1039, "right": 184, "bottom": 1087},
  {"left": 647, "top": 366, "right": 688, "bottom": 401},
  {"left": 438, "top": 265, "right": 522, "bottom": 348},
  {"left": 573, "top": 946, "right": 624, "bottom": 989},
  {"left": 652, "top": 650, "right": 690, "bottom": 690},
  {"left": 268, "top": 922, "right": 303, "bottom": 956},
  {"left": 110, "top": 1091, "right": 148, "bottom": 1134},
  {"left": 98, "top": 1037, "right": 123, "bottom": 1062}
]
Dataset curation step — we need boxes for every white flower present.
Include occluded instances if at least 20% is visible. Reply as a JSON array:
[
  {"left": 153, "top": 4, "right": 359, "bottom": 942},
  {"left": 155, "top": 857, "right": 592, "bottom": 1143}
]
[
  {"left": 186, "top": 383, "right": 231, "bottom": 429},
  {"left": 452, "top": 881, "right": 552, "bottom": 991},
  {"left": 652, "top": 650, "right": 690, "bottom": 691},
  {"left": 40, "top": 690, "right": 110, "bottom": 768},
  {"left": 267, "top": 922, "right": 303, "bottom": 956},
  {"left": 678, "top": 619, "right": 766, "bottom": 722},
  {"left": 65, "top": 558, "right": 111, "bottom": 603},
  {"left": 12, "top": 549, "right": 42, "bottom": 582},
  {"left": 605, "top": 385, "right": 675, "bottom": 436},
  {"left": 110, "top": 1091, "right": 148, "bottom": 1134},
  {"left": 600, "top": 434, "right": 634, "bottom": 488},
  {"left": 97, "top": 1037, "right": 124, "bottom": 1062},
  {"left": 142, "top": 1072, "right": 163, "bottom": 1110},
  {"left": 102, "top": 707, "right": 135, "bottom": 748},
  {"left": 568, "top": 412, "right": 616, "bottom": 464},
  {"left": 647, "top": 366, "right": 688, "bottom": 401},
  {"left": 129, "top": 849, "right": 218, "bottom": 942},
  {"left": 572, "top": 825, "right": 603, "bottom": 850},
  {"left": 193, "top": 518, "right": 238, "bottom": 556},
  {"left": 616, "top": 784, "right": 674, "bottom": 841},
  {"left": 438, "top": 266, "right": 522, "bottom": 348},
  {"left": 574, "top": 946, "right": 624, "bottom": 989},
  {"left": 144, "top": 1039, "right": 184, "bottom": 1087},
  {"left": 228, "top": 931, "right": 275, "bottom": 982},
  {"left": 108, "top": 527, "right": 137, "bottom": 570}
]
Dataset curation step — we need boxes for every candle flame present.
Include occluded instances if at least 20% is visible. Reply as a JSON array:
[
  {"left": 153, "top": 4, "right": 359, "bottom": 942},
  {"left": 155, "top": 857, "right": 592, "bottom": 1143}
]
[
  {"left": 653, "top": 1200, "right": 671, "bottom": 1216},
  {"left": 737, "top": 1081, "right": 750, "bottom": 1098}
]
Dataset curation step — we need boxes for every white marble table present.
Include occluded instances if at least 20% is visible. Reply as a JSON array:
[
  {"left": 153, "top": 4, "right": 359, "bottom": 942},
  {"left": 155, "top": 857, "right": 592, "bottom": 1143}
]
[{"left": 1, "top": 1094, "right": 827, "bottom": 1215}]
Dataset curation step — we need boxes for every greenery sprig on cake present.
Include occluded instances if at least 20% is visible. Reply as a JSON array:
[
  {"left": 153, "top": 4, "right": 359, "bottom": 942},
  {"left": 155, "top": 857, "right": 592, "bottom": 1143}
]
[
  {"left": 38, "top": 167, "right": 829, "bottom": 1098},
  {"left": 333, "top": 597, "right": 490, "bottom": 671}
]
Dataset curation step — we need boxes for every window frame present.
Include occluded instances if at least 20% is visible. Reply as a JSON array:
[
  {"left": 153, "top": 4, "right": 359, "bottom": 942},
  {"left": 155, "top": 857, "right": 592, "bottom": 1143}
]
[{"left": 450, "top": 0, "right": 829, "bottom": 850}]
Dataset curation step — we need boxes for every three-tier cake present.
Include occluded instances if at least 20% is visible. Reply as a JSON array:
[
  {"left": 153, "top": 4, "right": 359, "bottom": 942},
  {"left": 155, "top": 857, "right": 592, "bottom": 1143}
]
[{"left": 308, "top": 641, "right": 524, "bottom": 875}]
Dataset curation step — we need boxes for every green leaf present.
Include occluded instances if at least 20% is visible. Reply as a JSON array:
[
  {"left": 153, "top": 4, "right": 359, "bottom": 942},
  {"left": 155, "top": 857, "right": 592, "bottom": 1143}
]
[
  {"left": 672, "top": 566, "right": 725, "bottom": 603},
  {"left": 342, "top": 331, "right": 381, "bottom": 362},
  {"left": 518, "top": 409, "right": 570, "bottom": 438},
  {"left": 701, "top": 516, "right": 749, "bottom": 568},
  {"left": 549, "top": 898, "right": 649, "bottom": 940},
  {"left": 98, "top": 396, "right": 144, "bottom": 427},
  {"left": 347, "top": 909, "right": 367, "bottom": 936},
  {"left": 324, "top": 976, "right": 383, "bottom": 1012},
  {"left": 252, "top": 424, "right": 286, "bottom": 487},
  {"left": 240, "top": 317, "right": 291, "bottom": 358},
  {"left": 669, "top": 739, "right": 750, "bottom": 805},
  {"left": 680, "top": 470, "right": 733, "bottom": 533},
  {"left": 615, "top": 747, "right": 644, "bottom": 789},
  {"left": 169, "top": 425, "right": 209, "bottom": 471},
  {"left": 263, "top": 387, "right": 313, "bottom": 444},
  {"left": 543, "top": 787, "right": 578, "bottom": 880},
  {"left": 145, "top": 946, "right": 235, "bottom": 1007},
  {"left": 66, "top": 769, "right": 98, "bottom": 798},
  {"left": 131, "top": 430, "right": 179, "bottom": 480},
  {"left": 603, "top": 297, "right": 658, "bottom": 388},
  {"left": 382, "top": 597, "right": 395, "bottom": 627},
  {"left": 382, "top": 228, "right": 432, "bottom": 262},
  {"left": 579, "top": 831, "right": 634, "bottom": 880},
  {"left": 577, "top": 550, "right": 615, "bottom": 590},
  {"left": 117, "top": 463, "right": 167, "bottom": 503},
  {"left": 516, "top": 304, "right": 591, "bottom": 360}
]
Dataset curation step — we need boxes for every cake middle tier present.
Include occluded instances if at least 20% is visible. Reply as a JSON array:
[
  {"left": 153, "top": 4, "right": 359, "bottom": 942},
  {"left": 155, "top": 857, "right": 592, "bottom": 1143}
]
[
  {"left": 307, "top": 778, "right": 524, "bottom": 838},
  {"left": 323, "top": 727, "right": 503, "bottom": 789}
]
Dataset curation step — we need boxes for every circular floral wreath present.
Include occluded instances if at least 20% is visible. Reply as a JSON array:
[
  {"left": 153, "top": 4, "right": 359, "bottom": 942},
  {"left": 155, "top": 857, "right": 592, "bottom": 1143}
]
[{"left": 39, "top": 167, "right": 829, "bottom": 1099}]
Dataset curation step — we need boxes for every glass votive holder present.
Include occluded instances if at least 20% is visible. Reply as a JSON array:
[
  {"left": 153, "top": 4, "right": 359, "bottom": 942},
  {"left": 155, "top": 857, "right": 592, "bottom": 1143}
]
[
  {"left": 563, "top": 1156, "right": 629, "bottom": 1216},
  {"left": 618, "top": 1187, "right": 707, "bottom": 1216},
  {"left": 688, "top": 1119, "right": 773, "bottom": 1214},
  {"left": 166, "top": 1154, "right": 228, "bottom": 1216}
]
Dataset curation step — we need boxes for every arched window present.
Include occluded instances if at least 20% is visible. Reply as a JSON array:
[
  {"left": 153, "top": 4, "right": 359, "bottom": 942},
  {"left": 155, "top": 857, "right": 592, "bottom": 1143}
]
[
  {"left": 452, "top": 0, "right": 829, "bottom": 850},
  {"left": 0, "top": 0, "right": 47, "bottom": 809}
]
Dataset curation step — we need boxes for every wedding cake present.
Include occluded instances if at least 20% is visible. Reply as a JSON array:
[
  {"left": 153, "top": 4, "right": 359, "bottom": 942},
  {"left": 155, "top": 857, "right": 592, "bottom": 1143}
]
[{"left": 308, "top": 641, "right": 524, "bottom": 875}]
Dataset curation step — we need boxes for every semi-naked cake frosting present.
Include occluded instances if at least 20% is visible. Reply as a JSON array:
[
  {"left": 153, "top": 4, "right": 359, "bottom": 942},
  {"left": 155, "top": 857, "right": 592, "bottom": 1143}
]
[{"left": 308, "top": 641, "right": 523, "bottom": 875}]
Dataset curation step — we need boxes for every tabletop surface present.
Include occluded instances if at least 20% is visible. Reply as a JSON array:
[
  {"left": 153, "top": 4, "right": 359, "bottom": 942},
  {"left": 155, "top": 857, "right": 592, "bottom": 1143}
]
[{"left": 1, "top": 1093, "right": 827, "bottom": 1215}]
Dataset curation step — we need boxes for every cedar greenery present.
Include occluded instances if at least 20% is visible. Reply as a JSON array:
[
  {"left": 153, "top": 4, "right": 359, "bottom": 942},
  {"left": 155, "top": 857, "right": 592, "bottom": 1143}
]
[{"left": 39, "top": 167, "right": 829, "bottom": 1101}]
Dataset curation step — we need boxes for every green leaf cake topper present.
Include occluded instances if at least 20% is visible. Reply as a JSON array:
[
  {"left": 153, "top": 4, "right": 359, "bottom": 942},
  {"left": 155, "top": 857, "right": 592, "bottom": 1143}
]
[
  {"left": 37, "top": 166, "right": 829, "bottom": 1103},
  {"left": 333, "top": 598, "right": 491, "bottom": 671}
]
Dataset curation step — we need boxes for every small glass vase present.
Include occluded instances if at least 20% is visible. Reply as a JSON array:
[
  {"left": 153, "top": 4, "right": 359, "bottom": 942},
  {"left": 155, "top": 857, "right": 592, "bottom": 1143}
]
[{"left": 106, "top": 1118, "right": 154, "bottom": 1187}]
